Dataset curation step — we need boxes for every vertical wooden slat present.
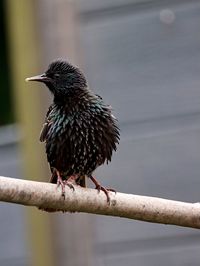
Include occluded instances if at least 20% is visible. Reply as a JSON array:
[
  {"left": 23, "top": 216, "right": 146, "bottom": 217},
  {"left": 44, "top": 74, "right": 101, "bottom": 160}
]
[
  {"left": 5, "top": 1, "right": 54, "bottom": 266},
  {"left": 37, "top": 1, "right": 94, "bottom": 265}
]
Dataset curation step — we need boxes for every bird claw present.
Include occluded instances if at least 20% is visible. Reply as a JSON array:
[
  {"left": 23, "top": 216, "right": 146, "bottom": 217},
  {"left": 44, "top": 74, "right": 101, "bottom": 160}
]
[
  {"left": 56, "top": 170, "right": 75, "bottom": 199},
  {"left": 56, "top": 178, "right": 66, "bottom": 198},
  {"left": 57, "top": 179, "right": 75, "bottom": 199},
  {"left": 106, "top": 188, "right": 117, "bottom": 194},
  {"left": 89, "top": 176, "right": 116, "bottom": 204},
  {"left": 95, "top": 185, "right": 111, "bottom": 203},
  {"left": 63, "top": 180, "right": 75, "bottom": 191}
]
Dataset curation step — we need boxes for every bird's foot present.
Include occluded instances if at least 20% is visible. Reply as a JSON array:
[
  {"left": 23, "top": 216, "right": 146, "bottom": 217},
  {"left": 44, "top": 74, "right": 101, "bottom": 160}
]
[
  {"left": 89, "top": 175, "right": 116, "bottom": 203},
  {"left": 105, "top": 188, "right": 117, "bottom": 193},
  {"left": 56, "top": 170, "right": 66, "bottom": 198},
  {"left": 64, "top": 175, "right": 77, "bottom": 191},
  {"left": 56, "top": 172, "right": 75, "bottom": 199},
  {"left": 66, "top": 175, "right": 78, "bottom": 184},
  {"left": 63, "top": 180, "right": 75, "bottom": 191}
]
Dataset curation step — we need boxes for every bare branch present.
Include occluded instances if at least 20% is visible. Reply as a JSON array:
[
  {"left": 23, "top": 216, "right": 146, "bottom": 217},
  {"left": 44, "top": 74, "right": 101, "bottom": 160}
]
[{"left": 0, "top": 176, "right": 200, "bottom": 229}]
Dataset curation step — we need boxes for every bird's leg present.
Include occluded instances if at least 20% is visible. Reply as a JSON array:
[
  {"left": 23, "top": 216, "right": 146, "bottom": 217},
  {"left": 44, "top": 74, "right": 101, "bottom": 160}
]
[
  {"left": 63, "top": 175, "right": 76, "bottom": 191},
  {"left": 89, "top": 175, "right": 116, "bottom": 203},
  {"left": 56, "top": 170, "right": 66, "bottom": 198},
  {"left": 76, "top": 175, "right": 87, "bottom": 188},
  {"left": 56, "top": 171, "right": 76, "bottom": 198}
]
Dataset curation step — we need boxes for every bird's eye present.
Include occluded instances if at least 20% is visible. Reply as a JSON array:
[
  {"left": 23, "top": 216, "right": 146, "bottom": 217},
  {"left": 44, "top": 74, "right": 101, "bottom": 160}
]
[{"left": 54, "top": 73, "right": 60, "bottom": 78}]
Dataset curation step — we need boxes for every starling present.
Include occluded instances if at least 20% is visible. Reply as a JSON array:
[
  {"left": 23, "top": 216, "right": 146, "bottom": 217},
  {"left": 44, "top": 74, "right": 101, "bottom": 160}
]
[{"left": 26, "top": 59, "right": 120, "bottom": 202}]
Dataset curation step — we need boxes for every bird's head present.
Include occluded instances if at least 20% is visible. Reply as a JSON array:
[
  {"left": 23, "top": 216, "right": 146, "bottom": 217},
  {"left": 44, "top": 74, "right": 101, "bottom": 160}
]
[{"left": 26, "top": 59, "right": 87, "bottom": 102}]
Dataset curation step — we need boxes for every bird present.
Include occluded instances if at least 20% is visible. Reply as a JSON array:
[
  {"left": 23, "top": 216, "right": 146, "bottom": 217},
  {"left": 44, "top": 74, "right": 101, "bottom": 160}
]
[{"left": 26, "top": 59, "right": 120, "bottom": 202}]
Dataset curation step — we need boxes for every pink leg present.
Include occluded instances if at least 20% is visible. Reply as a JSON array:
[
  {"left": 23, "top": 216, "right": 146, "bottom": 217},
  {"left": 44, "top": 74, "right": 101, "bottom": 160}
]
[
  {"left": 56, "top": 170, "right": 75, "bottom": 198},
  {"left": 89, "top": 176, "right": 116, "bottom": 203},
  {"left": 56, "top": 170, "right": 66, "bottom": 197}
]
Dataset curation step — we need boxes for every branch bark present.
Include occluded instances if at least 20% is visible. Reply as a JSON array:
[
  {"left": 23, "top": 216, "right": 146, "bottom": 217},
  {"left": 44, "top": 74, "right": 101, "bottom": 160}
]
[{"left": 0, "top": 176, "right": 200, "bottom": 229}]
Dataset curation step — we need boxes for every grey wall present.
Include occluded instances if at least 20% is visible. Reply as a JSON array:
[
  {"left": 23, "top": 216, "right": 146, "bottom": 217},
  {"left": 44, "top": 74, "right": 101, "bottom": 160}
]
[{"left": 80, "top": 0, "right": 200, "bottom": 265}]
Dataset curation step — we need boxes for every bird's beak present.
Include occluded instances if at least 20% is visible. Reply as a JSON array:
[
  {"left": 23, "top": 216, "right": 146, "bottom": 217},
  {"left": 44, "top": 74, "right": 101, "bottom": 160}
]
[{"left": 25, "top": 73, "right": 49, "bottom": 83}]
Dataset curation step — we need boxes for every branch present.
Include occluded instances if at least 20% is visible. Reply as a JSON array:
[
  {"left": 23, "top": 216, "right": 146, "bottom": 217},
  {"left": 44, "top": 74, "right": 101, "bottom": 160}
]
[{"left": 0, "top": 176, "right": 200, "bottom": 229}]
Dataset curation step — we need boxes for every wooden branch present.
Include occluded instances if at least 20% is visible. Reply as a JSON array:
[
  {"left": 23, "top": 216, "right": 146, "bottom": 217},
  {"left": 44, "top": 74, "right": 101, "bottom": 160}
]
[{"left": 0, "top": 176, "right": 200, "bottom": 229}]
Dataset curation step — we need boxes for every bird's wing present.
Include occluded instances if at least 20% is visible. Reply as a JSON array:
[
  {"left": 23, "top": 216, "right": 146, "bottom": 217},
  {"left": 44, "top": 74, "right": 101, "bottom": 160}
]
[
  {"left": 95, "top": 93, "right": 103, "bottom": 100},
  {"left": 95, "top": 93, "right": 113, "bottom": 111},
  {"left": 39, "top": 104, "right": 54, "bottom": 142},
  {"left": 93, "top": 93, "right": 120, "bottom": 163}
]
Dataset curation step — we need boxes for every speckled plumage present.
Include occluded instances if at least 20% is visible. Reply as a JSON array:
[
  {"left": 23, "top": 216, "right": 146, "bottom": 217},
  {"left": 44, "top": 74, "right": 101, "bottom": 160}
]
[{"left": 26, "top": 59, "right": 120, "bottom": 201}]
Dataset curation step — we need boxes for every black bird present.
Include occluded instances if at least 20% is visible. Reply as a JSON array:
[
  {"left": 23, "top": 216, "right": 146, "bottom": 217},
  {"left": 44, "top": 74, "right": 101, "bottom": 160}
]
[{"left": 26, "top": 59, "right": 120, "bottom": 202}]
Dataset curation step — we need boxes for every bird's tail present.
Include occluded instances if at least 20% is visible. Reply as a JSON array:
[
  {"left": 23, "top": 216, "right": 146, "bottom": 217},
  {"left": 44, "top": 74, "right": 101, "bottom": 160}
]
[
  {"left": 49, "top": 168, "right": 57, "bottom": 183},
  {"left": 76, "top": 175, "right": 87, "bottom": 187}
]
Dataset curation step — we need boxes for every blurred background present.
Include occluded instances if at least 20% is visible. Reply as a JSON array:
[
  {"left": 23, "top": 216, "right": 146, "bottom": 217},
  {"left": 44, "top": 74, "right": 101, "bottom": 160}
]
[{"left": 1, "top": 0, "right": 200, "bottom": 265}]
